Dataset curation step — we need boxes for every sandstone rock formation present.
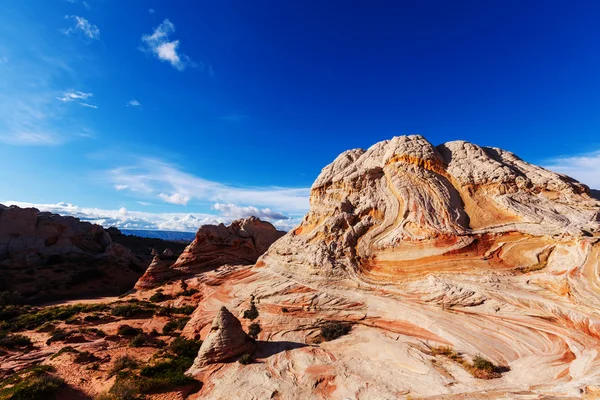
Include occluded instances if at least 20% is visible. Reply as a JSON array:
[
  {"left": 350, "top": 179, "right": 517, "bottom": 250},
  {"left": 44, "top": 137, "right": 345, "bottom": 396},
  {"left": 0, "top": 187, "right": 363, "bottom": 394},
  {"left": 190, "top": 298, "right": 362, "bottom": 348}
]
[
  {"left": 187, "top": 306, "right": 256, "bottom": 375},
  {"left": 134, "top": 248, "right": 179, "bottom": 290},
  {"left": 182, "top": 136, "right": 600, "bottom": 399},
  {"left": 171, "top": 217, "right": 285, "bottom": 274},
  {"left": 0, "top": 204, "right": 145, "bottom": 301}
]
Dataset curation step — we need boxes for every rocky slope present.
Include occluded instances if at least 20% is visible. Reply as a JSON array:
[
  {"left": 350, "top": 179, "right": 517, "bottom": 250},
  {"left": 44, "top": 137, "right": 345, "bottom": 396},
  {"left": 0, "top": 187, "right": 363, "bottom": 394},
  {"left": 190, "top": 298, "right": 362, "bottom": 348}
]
[{"left": 180, "top": 135, "right": 600, "bottom": 399}]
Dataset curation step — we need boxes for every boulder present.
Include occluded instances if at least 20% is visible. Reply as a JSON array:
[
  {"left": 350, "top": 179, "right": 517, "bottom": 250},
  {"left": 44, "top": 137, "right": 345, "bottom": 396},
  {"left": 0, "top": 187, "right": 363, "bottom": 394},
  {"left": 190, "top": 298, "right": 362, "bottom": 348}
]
[{"left": 187, "top": 306, "right": 256, "bottom": 374}]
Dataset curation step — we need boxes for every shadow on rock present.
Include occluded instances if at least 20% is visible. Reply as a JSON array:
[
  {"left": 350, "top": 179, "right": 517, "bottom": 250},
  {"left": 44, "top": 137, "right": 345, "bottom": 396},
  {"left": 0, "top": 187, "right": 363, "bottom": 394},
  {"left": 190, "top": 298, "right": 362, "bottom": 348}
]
[{"left": 254, "top": 340, "right": 309, "bottom": 359}]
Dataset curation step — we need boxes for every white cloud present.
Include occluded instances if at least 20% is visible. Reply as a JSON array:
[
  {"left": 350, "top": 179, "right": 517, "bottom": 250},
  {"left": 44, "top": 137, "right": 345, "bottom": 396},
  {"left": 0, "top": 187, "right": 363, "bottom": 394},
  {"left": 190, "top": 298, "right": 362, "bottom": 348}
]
[
  {"left": 0, "top": 201, "right": 300, "bottom": 232},
  {"left": 544, "top": 150, "right": 600, "bottom": 190},
  {"left": 63, "top": 15, "right": 100, "bottom": 41},
  {"left": 57, "top": 90, "right": 92, "bottom": 102},
  {"left": 141, "top": 19, "right": 192, "bottom": 70},
  {"left": 149, "top": 8, "right": 155, "bottom": 14},
  {"left": 57, "top": 90, "right": 97, "bottom": 109},
  {"left": 159, "top": 192, "right": 191, "bottom": 205},
  {"left": 109, "top": 157, "right": 310, "bottom": 212},
  {"left": 127, "top": 100, "right": 141, "bottom": 107},
  {"left": 115, "top": 184, "right": 129, "bottom": 190},
  {"left": 212, "top": 203, "right": 289, "bottom": 220}
]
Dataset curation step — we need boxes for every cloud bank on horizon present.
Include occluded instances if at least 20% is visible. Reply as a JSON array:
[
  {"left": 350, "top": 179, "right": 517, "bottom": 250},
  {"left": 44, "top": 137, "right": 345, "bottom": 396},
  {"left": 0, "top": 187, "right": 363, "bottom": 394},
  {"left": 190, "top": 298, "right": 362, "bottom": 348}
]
[{"left": 1, "top": 201, "right": 302, "bottom": 232}]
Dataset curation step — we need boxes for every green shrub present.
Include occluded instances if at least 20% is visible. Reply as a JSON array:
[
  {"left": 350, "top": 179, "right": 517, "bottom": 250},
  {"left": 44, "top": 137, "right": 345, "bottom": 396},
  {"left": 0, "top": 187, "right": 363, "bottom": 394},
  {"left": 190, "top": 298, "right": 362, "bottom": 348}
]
[
  {"left": 162, "top": 317, "right": 190, "bottom": 335},
  {"left": 0, "top": 333, "right": 33, "bottom": 349},
  {"left": 0, "top": 303, "right": 109, "bottom": 333},
  {"left": 239, "top": 353, "right": 253, "bottom": 365},
  {"left": 108, "top": 377, "right": 140, "bottom": 400},
  {"left": 248, "top": 323, "right": 261, "bottom": 339},
  {"left": 117, "top": 325, "right": 143, "bottom": 337},
  {"left": 157, "top": 305, "right": 195, "bottom": 316},
  {"left": 111, "top": 355, "right": 139, "bottom": 374},
  {"left": 51, "top": 346, "right": 78, "bottom": 359},
  {"left": 36, "top": 322, "right": 56, "bottom": 332},
  {"left": 243, "top": 297, "right": 259, "bottom": 320},
  {"left": 0, "top": 375, "right": 64, "bottom": 399},
  {"left": 111, "top": 304, "right": 153, "bottom": 318},
  {"left": 320, "top": 322, "right": 351, "bottom": 341},
  {"left": 46, "top": 328, "right": 70, "bottom": 345},
  {"left": 149, "top": 292, "right": 171, "bottom": 303},
  {"left": 472, "top": 355, "right": 495, "bottom": 372},
  {"left": 129, "top": 334, "right": 147, "bottom": 348},
  {"left": 169, "top": 337, "right": 201, "bottom": 359}
]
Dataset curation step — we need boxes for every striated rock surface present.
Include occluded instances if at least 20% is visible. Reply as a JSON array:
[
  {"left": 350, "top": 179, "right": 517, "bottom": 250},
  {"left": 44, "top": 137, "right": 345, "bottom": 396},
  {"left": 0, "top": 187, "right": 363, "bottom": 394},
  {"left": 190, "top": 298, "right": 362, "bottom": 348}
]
[
  {"left": 0, "top": 204, "right": 145, "bottom": 301},
  {"left": 187, "top": 306, "right": 256, "bottom": 374},
  {"left": 181, "top": 136, "right": 600, "bottom": 400},
  {"left": 171, "top": 217, "right": 285, "bottom": 274}
]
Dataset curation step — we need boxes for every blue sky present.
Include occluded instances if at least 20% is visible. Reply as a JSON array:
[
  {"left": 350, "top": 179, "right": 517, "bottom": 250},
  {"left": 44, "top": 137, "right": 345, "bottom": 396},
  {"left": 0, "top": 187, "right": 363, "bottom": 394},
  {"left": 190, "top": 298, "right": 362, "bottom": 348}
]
[{"left": 1, "top": 0, "right": 599, "bottom": 231}]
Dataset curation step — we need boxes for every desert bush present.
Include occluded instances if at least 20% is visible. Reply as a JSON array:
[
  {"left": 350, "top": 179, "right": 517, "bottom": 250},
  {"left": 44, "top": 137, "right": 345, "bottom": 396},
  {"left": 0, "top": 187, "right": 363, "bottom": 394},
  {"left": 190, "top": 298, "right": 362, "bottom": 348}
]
[
  {"left": 117, "top": 325, "right": 143, "bottom": 337},
  {"left": 157, "top": 305, "right": 195, "bottom": 316},
  {"left": 0, "top": 366, "right": 63, "bottom": 400},
  {"left": 320, "top": 322, "right": 351, "bottom": 341},
  {"left": 108, "top": 377, "right": 140, "bottom": 400},
  {"left": 281, "top": 307, "right": 289, "bottom": 313},
  {"left": 111, "top": 304, "right": 153, "bottom": 318},
  {"left": 239, "top": 353, "right": 253, "bottom": 365},
  {"left": 248, "top": 323, "right": 261, "bottom": 339},
  {"left": 0, "top": 333, "right": 32, "bottom": 349},
  {"left": 0, "top": 375, "right": 64, "bottom": 399},
  {"left": 129, "top": 334, "right": 148, "bottom": 348},
  {"left": 46, "top": 328, "right": 71, "bottom": 344},
  {"left": 169, "top": 337, "right": 201, "bottom": 359},
  {"left": 162, "top": 317, "right": 190, "bottom": 335},
  {"left": 472, "top": 355, "right": 495, "bottom": 372},
  {"left": 243, "top": 296, "right": 259, "bottom": 320},
  {"left": 50, "top": 346, "right": 78, "bottom": 359},
  {"left": 111, "top": 355, "right": 139, "bottom": 374},
  {"left": 149, "top": 291, "right": 172, "bottom": 303}
]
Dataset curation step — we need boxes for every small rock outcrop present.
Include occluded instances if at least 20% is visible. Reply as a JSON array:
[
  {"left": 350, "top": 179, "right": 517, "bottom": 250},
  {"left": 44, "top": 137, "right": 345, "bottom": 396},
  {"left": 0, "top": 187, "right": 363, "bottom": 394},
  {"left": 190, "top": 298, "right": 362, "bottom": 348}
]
[
  {"left": 187, "top": 307, "right": 256, "bottom": 374},
  {"left": 172, "top": 217, "right": 285, "bottom": 274},
  {"left": 134, "top": 248, "right": 180, "bottom": 290}
]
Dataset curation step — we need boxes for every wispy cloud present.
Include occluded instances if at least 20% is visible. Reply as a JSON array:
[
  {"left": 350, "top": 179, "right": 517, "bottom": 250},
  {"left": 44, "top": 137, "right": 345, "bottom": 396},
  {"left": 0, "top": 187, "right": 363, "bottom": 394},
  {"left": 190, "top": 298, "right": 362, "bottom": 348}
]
[
  {"left": 544, "top": 150, "right": 600, "bottom": 190},
  {"left": 127, "top": 100, "right": 141, "bottom": 107},
  {"left": 62, "top": 15, "right": 100, "bottom": 42},
  {"left": 0, "top": 95, "right": 64, "bottom": 145},
  {"left": 1, "top": 201, "right": 301, "bottom": 231},
  {"left": 149, "top": 8, "right": 155, "bottom": 14},
  {"left": 141, "top": 19, "right": 192, "bottom": 71},
  {"left": 57, "top": 90, "right": 97, "bottom": 108},
  {"left": 109, "top": 157, "right": 310, "bottom": 212}
]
